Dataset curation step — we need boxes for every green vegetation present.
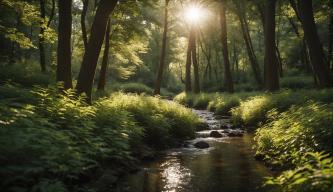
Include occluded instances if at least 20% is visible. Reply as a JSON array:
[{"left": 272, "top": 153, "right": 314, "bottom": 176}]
[
  {"left": 1, "top": 0, "right": 333, "bottom": 191},
  {"left": 174, "top": 90, "right": 333, "bottom": 191},
  {"left": 0, "top": 84, "right": 200, "bottom": 191}
]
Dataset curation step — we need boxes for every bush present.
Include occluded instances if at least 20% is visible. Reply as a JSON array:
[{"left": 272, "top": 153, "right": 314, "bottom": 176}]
[
  {"left": 173, "top": 92, "right": 194, "bottom": 107},
  {"left": 0, "top": 64, "right": 54, "bottom": 87},
  {"left": 207, "top": 92, "right": 256, "bottom": 115},
  {"left": 109, "top": 93, "right": 199, "bottom": 148},
  {"left": 254, "top": 102, "right": 333, "bottom": 169},
  {"left": 231, "top": 89, "right": 333, "bottom": 126},
  {"left": 0, "top": 85, "right": 200, "bottom": 191},
  {"left": 266, "top": 152, "right": 333, "bottom": 192},
  {"left": 280, "top": 76, "right": 315, "bottom": 89},
  {"left": 174, "top": 92, "right": 256, "bottom": 116},
  {"left": 109, "top": 82, "right": 153, "bottom": 95}
]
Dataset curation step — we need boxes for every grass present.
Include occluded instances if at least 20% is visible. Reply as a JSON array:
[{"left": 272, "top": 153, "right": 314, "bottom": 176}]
[{"left": 0, "top": 84, "right": 200, "bottom": 192}]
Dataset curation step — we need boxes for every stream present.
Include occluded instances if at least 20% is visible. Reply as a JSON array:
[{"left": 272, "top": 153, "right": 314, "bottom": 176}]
[{"left": 116, "top": 110, "right": 273, "bottom": 192}]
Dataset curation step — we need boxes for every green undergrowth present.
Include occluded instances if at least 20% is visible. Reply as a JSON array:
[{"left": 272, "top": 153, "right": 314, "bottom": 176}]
[
  {"left": 174, "top": 91, "right": 256, "bottom": 115},
  {"left": 0, "top": 64, "right": 54, "bottom": 87},
  {"left": 255, "top": 102, "right": 333, "bottom": 192},
  {"left": 231, "top": 89, "right": 333, "bottom": 126},
  {"left": 0, "top": 84, "right": 200, "bottom": 192},
  {"left": 174, "top": 89, "right": 333, "bottom": 191},
  {"left": 107, "top": 82, "right": 175, "bottom": 98}
]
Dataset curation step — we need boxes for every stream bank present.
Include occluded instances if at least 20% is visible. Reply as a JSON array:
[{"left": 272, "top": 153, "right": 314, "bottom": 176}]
[{"left": 116, "top": 110, "right": 273, "bottom": 192}]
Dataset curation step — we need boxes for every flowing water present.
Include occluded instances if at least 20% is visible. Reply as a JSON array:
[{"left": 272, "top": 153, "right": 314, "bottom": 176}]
[{"left": 116, "top": 110, "right": 273, "bottom": 192}]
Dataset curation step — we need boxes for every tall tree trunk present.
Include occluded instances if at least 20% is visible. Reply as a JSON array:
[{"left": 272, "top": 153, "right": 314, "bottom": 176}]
[
  {"left": 76, "top": 0, "right": 118, "bottom": 103},
  {"left": 297, "top": 0, "right": 332, "bottom": 87},
  {"left": 39, "top": 0, "right": 46, "bottom": 72},
  {"left": 185, "top": 29, "right": 193, "bottom": 93},
  {"left": 57, "top": 0, "right": 73, "bottom": 89},
  {"left": 236, "top": 2, "right": 263, "bottom": 86},
  {"left": 97, "top": 19, "right": 111, "bottom": 91},
  {"left": 154, "top": 0, "right": 170, "bottom": 95},
  {"left": 47, "top": 0, "right": 56, "bottom": 27},
  {"left": 328, "top": 6, "right": 333, "bottom": 71},
  {"left": 220, "top": 0, "right": 233, "bottom": 93},
  {"left": 81, "top": 0, "right": 89, "bottom": 49},
  {"left": 264, "top": 0, "right": 279, "bottom": 91},
  {"left": 192, "top": 27, "right": 200, "bottom": 93},
  {"left": 198, "top": 29, "right": 212, "bottom": 81},
  {"left": 275, "top": 44, "right": 283, "bottom": 77}
]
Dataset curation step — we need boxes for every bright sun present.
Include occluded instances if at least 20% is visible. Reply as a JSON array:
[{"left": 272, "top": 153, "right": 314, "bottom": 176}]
[{"left": 185, "top": 5, "right": 204, "bottom": 24}]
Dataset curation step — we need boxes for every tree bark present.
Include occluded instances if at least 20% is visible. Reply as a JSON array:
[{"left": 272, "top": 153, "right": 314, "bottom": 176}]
[
  {"left": 185, "top": 28, "right": 193, "bottom": 93},
  {"left": 236, "top": 2, "right": 263, "bottom": 86},
  {"left": 220, "top": 0, "right": 233, "bottom": 93},
  {"left": 154, "top": 0, "right": 170, "bottom": 95},
  {"left": 57, "top": 0, "right": 73, "bottom": 89},
  {"left": 297, "top": 0, "right": 332, "bottom": 87},
  {"left": 191, "top": 27, "right": 200, "bottom": 93},
  {"left": 328, "top": 5, "right": 333, "bottom": 71},
  {"left": 81, "top": 0, "right": 89, "bottom": 49},
  {"left": 39, "top": 0, "right": 46, "bottom": 72},
  {"left": 76, "top": 0, "right": 118, "bottom": 103},
  {"left": 264, "top": 0, "right": 279, "bottom": 91},
  {"left": 47, "top": 0, "right": 56, "bottom": 27},
  {"left": 97, "top": 19, "right": 111, "bottom": 91}
]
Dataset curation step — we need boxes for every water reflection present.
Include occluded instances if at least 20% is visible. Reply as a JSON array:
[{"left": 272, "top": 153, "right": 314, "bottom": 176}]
[
  {"left": 160, "top": 158, "right": 192, "bottom": 192},
  {"left": 118, "top": 134, "right": 273, "bottom": 192}
]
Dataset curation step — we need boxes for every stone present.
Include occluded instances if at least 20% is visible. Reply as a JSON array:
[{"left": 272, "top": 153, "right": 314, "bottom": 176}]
[
  {"left": 227, "top": 132, "right": 243, "bottom": 137},
  {"left": 210, "top": 130, "right": 223, "bottom": 138},
  {"left": 194, "top": 141, "right": 210, "bottom": 149},
  {"left": 196, "top": 122, "right": 209, "bottom": 131}
]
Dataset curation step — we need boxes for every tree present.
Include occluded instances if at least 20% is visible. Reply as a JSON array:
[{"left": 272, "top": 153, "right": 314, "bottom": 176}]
[
  {"left": 296, "top": 0, "right": 332, "bottom": 87},
  {"left": 192, "top": 26, "right": 200, "bottom": 93},
  {"left": 264, "top": 0, "right": 279, "bottom": 91},
  {"left": 57, "top": 0, "right": 73, "bottom": 89},
  {"left": 81, "top": 0, "right": 88, "bottom": 50},
  {"left": 220, "top": 0, "right": 233, "bottom": 93},
  {"left": 328, "top": 0, "right": 333, "bottom": 71},
  {"left": 154, "top": 0, "right": 170, "bottom": 95},
  {"left": 235, "top": 1, "right": 263, "bottom": 87},
  {"left": 185, "top": 27, "right": 193, "bottom": 93},
  {"left": 76, "top": 0, "right": 118, "bottom": 103},
  {"left": 97, "top": 19, "right": 111, "bottom": 91},
  {"left": 38, "top": 0, "right": 46, "bottom": 72}
]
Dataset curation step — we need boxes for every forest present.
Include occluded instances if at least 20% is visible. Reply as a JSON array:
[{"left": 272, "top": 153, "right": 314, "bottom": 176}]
[{"left": 0, "top": 0, "right": 333, "bottom": 191}]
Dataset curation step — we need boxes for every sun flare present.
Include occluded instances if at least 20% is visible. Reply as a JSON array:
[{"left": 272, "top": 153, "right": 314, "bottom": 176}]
[{"left": 185, "top": 5, "right": 205, "bottom": 24}]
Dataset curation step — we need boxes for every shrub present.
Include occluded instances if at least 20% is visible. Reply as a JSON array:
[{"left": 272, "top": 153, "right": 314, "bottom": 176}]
[
  {"left": 254, "top": 102, "right": 333, "bottom": 168},
  {"left": 192, "top": 93, "right": 217, "bottom": 109},
  {"left": 207, "top": 92, "right": 256, "bottom": 115},
  {"left": 280, "top": 76, "right": 315, "bottom": 89},
  {"left": 231, "top": 89, "right": 333, "bottom": 126},
  {"left": 0, "top": 64, "right": 54, "bottom": 87},
  {"left": 173, "top": 92, "right": 194, "bottom": 107},
  {"left": 0, "top": 83, "right": 36, "bottom": 103},
  {"left": 0, "top": 85, "right": 200, "bottom": 191},
  {"left": 265, "top": 152, "right": 333, "bottom": 192},
  {"left": 109, "top": 93, "right": 199, "bottom": 148},
  {"left": 109, "top": 82, "right": 154, "bottom": 95}
]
